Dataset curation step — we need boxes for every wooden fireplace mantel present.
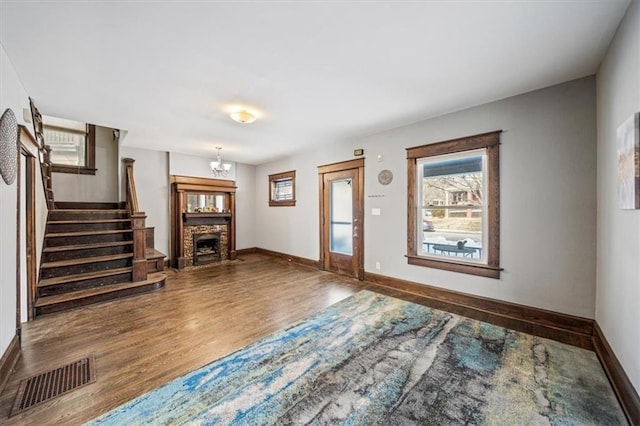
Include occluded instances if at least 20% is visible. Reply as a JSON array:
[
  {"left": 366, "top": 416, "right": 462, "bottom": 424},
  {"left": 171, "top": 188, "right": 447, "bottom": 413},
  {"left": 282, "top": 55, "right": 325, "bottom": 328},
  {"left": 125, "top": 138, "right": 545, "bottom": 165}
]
[
  {"left": 170, "top": 175, "right": 237, "bottom": 268},
  {"left": 182, "top": 212, "right": 231, "bottom": 226}
]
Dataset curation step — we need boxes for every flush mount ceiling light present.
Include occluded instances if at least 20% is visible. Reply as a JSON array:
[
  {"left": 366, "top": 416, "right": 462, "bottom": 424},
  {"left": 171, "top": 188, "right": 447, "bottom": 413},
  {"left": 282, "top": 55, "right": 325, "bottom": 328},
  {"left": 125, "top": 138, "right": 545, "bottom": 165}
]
[
  {"left": 210, "top": 147, "right": 232, "bottom": 177},
  {"left": 230, "top": 110, "right": 256, "bottom": 124}
]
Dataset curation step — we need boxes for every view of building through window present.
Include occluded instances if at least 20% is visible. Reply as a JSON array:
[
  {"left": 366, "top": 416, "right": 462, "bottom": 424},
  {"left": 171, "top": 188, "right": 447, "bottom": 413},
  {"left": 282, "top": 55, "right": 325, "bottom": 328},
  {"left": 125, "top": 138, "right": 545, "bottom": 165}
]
[
  {"left": 42, "top": 115, "right": 95, "bottom": 173},
  {"left": 418, "top": 150, "right": 486, "bottom": 262},
  {"left": 272, "top": 179, "right": 293, "bottom": 201},
  {"left": 269, "top": 170, "right": 296, "bottom": 206},
  {"left": 43, "top": 127, "right": 87, "bottom": 167}
]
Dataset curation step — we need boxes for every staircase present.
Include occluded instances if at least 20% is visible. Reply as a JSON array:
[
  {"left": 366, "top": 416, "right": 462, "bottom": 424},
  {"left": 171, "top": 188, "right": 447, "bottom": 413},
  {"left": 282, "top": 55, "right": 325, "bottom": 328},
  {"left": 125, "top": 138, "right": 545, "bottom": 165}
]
[{"left": 34, "top": 202, "right": 166, "bottom": 316}]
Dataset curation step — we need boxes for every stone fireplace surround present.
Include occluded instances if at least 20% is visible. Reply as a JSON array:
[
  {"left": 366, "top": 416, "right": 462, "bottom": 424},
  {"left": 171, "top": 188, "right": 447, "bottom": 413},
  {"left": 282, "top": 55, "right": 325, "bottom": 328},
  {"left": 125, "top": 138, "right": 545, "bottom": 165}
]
[{"left": 187, "top": 226, "right": 227, "bottom": 266}]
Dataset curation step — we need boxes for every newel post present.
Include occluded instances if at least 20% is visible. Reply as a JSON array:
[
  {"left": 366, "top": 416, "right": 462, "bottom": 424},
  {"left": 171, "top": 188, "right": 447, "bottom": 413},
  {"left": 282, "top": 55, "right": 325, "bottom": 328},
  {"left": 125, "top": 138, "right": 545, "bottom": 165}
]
[
  {"left": 123, "top": 158, "right": 148, "bottom": 282},
  {"left": 131, "top": 212, "right": 148, "bottom": 281}
]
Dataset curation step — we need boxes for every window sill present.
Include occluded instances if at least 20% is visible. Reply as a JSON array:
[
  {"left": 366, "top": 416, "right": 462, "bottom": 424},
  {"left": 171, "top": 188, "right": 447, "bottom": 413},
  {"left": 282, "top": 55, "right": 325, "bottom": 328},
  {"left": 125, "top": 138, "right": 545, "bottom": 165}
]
[
  {"left": 52, "top": 165, "right": 97, "bottom": 175},
  {"left": 406, "top": 254, "right": 501, "bottom": 279},
  {"left": 269, "top": 200, "right": 296, "bottom": 207}
]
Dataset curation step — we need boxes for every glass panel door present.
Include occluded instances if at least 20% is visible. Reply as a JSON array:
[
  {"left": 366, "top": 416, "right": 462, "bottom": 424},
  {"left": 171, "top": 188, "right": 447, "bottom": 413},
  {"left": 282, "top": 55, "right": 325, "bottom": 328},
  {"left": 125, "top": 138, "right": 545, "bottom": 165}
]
[
  {"left": 330, "top": 178, "right": 353, "bottom": 254},
  {"left": 319, "top": 161, "right": 363, "bottom": 280}
]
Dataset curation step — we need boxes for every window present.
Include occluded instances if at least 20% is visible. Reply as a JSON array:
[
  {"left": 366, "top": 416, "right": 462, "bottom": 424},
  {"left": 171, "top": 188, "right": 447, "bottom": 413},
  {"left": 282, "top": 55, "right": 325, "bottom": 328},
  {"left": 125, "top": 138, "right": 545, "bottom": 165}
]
[
  {"left": 269, "top": 170, "right": 296, "bottom": 206},
  {"left": 406, "top": 131, "right": 501, "bottom": 278},
  {"left": 43, "top": 116, "right": 96, "bottom": 175}
]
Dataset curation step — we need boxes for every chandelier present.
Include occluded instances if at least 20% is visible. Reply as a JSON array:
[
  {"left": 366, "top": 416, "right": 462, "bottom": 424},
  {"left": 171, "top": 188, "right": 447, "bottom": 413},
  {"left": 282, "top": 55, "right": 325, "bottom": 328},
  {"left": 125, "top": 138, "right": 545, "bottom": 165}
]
[{"left": 210, "top": 147, "right": 232, "bottom": 177}]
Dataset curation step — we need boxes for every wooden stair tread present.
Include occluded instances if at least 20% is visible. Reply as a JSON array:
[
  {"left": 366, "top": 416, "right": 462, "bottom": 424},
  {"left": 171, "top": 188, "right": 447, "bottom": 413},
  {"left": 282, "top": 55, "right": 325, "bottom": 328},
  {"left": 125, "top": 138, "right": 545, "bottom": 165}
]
[
  {"left": 38, "top": 267, "right": 133, "bottom": 287},
  {"left": 146, "top": 248, "right": 166, "bottom": 259},
  {"left": 35, "top": 273, "right": 167, "bottom": 307},
  {"left": 41, "top": 253, "right": 133, "bottom": 269},
  {"left": 52, "top": 209, "right": 128, "bottom": 213},
  {"left": 43, "top": 241, "right": 133, "bottom": 253},
  {"left": 48, "top": 219, "right": 131, "bottom": 224},
  {"left": 45, "top": 229, "right": 133, "bottom": 238}
]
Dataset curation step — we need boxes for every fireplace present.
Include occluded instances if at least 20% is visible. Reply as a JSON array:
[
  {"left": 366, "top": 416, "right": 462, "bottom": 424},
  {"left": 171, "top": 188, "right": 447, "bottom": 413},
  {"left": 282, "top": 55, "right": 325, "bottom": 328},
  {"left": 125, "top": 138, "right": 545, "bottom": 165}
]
[
  {"left": 193, "top": 232, "right": 221, "bottom": 265},
  {"left": 171, "top": 176, "right": 237, "bottom": 269}
]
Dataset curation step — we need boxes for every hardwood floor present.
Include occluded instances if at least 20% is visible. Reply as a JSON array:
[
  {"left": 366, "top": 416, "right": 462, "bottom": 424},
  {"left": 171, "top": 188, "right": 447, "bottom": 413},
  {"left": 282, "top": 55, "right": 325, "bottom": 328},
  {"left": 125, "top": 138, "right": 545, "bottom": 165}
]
[{"left": 0, "top": 253, "right": 367, "bottom": 425}]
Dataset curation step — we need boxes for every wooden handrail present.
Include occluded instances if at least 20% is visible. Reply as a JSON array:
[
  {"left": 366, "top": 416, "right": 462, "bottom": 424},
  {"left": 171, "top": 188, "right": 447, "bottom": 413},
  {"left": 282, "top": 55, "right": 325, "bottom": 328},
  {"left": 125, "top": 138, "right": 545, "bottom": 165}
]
[
  {"left": 125, "top": 162, "right": 140, "bottom": 213},
  {"left": 39, "top": 147, "right": 55, "bottom": 210},
  {"left": 29, "top": 98, "right": 56, "bottom": 209},
  {"left": 122, "top": 158, "right": 148, "bottom": 282},
  {"left": 39, "top": 145, "right": 55, "bottom": 209}
]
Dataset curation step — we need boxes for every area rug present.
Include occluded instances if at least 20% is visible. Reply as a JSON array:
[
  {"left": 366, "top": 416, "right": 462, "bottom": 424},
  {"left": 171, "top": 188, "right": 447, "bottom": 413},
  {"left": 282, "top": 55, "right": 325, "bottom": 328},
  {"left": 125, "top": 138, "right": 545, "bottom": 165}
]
[{"left": 87, "top": 290, "right": 626, "bottom": 425}]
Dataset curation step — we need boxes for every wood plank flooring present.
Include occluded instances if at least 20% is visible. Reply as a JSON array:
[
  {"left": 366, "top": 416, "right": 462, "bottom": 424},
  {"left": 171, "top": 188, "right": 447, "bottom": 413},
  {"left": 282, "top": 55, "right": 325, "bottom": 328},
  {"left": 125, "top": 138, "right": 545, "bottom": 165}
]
[{"left": 0, "top": 253, "right": 367, "bottom": 425}]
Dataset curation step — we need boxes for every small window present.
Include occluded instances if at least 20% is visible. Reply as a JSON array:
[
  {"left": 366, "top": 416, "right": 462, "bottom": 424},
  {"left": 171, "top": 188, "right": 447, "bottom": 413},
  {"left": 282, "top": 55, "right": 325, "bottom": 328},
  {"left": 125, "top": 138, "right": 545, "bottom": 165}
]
[
  {"left": 43, "top": 116, "right": 96, "bottom": 175},
  {"left": 269, "top": 170, "right": 296, "bottom": 206},
  {"left": 407, "top": 131, "right": 501, "bottom": 278}
]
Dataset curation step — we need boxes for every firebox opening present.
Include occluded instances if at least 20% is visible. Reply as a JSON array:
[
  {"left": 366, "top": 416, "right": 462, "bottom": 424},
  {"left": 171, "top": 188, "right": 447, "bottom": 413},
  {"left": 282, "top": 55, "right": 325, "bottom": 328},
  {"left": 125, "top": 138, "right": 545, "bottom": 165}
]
[{"left": 193, "top": 232, "right": 221, "bottom": 265}]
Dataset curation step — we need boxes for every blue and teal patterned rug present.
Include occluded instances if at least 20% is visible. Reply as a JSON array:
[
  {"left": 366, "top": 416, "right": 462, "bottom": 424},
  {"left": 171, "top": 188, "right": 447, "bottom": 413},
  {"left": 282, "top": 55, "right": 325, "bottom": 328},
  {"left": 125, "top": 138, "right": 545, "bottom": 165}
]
[{"left": 88, "top": 291, "right": 626, "bottom": 425}]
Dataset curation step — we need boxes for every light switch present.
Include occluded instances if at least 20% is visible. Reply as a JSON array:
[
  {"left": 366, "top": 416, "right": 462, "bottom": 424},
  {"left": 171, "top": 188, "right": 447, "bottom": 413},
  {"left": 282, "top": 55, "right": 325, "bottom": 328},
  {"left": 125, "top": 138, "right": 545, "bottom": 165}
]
[{"left": 371, "top": 208, "right": 381, "bottom": 216}]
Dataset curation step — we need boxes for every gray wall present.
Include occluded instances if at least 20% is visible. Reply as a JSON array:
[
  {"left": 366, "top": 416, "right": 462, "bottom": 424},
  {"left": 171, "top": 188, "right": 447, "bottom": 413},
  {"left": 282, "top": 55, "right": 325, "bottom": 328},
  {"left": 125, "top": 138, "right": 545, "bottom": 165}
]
[
  {"left": 169, "top": 152, "right": 237, "bottom": 181},
  {"left": 255, "top": 76, "right": 598, "bottom": 318},
  {"left": 0, "top": 44, "right": 26, "bottom": 357},
  {"left": 596, "top": 0, "right": 639, "bottom": 394},
  {"left": 0, "top": 44, "right": 48, "bottom": 357},
  {"left": 53, "top": 125, "right": 119, "bottom": 202},
  {"left": 119, "top": 146, "right": 170, "bottom": 256},
  {"left": 235, "top": 163, "right": 256, "bottom": 250},
  {"left": 254, "top": 154, "right": 322, "bottom": 259}
]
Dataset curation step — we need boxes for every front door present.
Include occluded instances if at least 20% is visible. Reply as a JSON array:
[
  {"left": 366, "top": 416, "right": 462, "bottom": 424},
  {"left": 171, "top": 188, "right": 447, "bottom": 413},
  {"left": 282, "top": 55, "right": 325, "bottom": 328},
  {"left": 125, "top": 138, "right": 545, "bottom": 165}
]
[{"left": 318, "top": 159, "right": 364, "bottom": 279}]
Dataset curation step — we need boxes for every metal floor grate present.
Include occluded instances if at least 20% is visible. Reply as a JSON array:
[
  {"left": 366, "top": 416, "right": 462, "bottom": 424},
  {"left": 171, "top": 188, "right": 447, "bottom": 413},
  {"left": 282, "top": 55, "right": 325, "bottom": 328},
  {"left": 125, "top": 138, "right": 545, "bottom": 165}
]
[{"left": 10, "top": 355, "right": 95, "bottom": 416}]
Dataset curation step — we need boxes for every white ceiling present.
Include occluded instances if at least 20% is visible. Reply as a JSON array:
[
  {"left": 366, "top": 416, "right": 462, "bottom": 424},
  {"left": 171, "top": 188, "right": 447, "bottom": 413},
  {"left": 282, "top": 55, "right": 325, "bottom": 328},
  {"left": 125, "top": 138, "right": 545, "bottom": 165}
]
[{"left": 0, "top": 1, "right": 630, "bottom": 165}]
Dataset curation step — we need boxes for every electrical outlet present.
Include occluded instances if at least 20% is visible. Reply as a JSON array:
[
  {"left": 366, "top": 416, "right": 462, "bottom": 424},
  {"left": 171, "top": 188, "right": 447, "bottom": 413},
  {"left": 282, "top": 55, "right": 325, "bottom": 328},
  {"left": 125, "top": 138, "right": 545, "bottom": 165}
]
[{"left": 375, "top": 262, "right": 381, "bottom": 270}]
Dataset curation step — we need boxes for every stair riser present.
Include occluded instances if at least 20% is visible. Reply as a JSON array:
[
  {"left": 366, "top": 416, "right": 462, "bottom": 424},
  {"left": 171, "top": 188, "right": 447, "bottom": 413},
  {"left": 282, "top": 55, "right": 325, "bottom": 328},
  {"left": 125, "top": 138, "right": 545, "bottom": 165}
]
[
  {"left": 38, "top": 272, "right": 133, "bottom": 297},
  {"left": 46, "top": 221, "right": 131, "bottom": 233},
  {"left": 148, "top": 257, "right": 165, "bottom": 273},
  {"left": 43, "top": 244, "right": 133, "bottom": 262},
  {"left": 35, "top": 280, "right": 164, "bottom": 316},
  {"left": 45, "top": 232, "right": 132, "bottom": 247},
  {"left": 40, "top": 258, "right": 132, "bottom": 279},
  {"left": 55, "top": 202, "right": 126, "bottom": 210},
  {"left": 49, "top": 211, "right": 129, "bottom": 221}
]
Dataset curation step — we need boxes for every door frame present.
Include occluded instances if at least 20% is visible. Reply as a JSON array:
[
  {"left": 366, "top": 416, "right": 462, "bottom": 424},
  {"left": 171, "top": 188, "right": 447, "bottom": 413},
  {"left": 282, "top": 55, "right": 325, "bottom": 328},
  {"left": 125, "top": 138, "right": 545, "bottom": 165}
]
[
  {"left": 19, "top": 128, "right": 38, "bottom": 321},
  {"left": 318, "top": 158, "right": 364, "bottom": 280}
]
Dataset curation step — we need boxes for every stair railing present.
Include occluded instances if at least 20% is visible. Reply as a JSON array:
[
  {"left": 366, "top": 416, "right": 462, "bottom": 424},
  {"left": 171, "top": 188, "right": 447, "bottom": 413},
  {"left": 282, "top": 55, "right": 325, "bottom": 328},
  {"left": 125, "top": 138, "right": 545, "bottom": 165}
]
[
  {"left": 123, "top": 158, "right": 148, "bottom": 282},
  {"left": 29, "top": 97, "right": 56, "bottom": 209},
  {"left": 40, "top": 145, "right": 56, "bottom": 209}
]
